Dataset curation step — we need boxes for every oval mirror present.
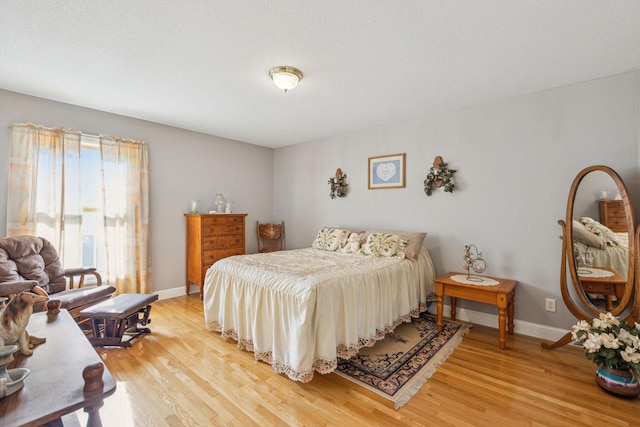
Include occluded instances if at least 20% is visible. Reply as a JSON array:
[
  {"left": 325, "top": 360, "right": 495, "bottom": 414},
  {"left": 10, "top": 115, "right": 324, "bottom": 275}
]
[{"left": 565, "top": 166, "right": 635, "bottom": 320}]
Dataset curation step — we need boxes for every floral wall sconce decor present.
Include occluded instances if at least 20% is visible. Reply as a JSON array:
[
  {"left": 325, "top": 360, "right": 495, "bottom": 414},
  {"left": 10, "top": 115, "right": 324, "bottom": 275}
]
[
  {"left": 424, "top": 156, "right": 457, "bottom": 196},
  {"left": 328, "top": 168, "right": 349, "bottom": 199}
]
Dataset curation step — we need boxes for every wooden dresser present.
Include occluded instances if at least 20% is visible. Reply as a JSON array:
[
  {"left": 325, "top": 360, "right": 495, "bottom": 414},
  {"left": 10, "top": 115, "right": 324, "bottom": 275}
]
[
  {"left": 185, "top": 213, "right": 247, "bottom": 298},
  {"left": 598, "top": 200, "right": 628, "bottom": 232}
]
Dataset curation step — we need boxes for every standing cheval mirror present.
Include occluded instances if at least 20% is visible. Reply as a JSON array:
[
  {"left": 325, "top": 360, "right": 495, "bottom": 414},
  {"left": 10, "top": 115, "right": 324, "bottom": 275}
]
[{"left": 543, "top": 165, "right": 637, "bottom": 350}]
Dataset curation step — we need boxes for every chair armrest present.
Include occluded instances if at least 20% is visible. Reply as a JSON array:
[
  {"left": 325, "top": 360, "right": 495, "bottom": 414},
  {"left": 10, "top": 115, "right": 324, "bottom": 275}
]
[
  {"left": 63, "top": 268, "right": 103, "bottom": 289},
  {"left": 0, "top": 280, "right": 43, "bottom": 295}
]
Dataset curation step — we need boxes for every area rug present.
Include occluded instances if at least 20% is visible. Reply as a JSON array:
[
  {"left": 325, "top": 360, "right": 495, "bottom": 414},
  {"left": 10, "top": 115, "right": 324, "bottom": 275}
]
[{"left": 334, "top": 312, "right": 471, "bottom": 409}]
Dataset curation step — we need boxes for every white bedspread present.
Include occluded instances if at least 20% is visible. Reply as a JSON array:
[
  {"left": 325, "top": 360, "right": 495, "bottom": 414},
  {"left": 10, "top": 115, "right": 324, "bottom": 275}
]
[
  {"left": 574, "top": 232, "right": 629, "bottom": 278},
  {"left": 203, "top": 247, "right": 436, "bottom": 382}
]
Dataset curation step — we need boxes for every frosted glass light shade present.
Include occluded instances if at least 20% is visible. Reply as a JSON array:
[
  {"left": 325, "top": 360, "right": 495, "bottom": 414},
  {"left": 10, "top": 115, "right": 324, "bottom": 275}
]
[{"left": 269, "top": 66, "right": 303, "bottom": 93}]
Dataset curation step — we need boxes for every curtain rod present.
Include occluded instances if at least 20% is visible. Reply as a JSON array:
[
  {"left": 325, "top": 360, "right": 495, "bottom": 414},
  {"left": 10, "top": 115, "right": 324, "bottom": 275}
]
[{"left": 12, "top": 123, "right": 146, "bottom": 144}]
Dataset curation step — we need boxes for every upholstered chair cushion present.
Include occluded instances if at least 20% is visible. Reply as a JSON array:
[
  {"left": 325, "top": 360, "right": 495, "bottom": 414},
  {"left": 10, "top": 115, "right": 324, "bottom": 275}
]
[{"left": 0, "top": 235, "right": 66, "bottom": 293}]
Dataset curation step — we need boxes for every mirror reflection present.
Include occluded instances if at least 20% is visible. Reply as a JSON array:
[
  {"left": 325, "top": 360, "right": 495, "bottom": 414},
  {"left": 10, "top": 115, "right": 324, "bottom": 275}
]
[{"left": 570, "top": 168, "right": 634, "bottom": 314}]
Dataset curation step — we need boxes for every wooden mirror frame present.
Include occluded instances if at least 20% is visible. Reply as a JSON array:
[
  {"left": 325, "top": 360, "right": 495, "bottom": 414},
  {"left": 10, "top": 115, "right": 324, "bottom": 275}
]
[{"left": 543, "top": 165, "right": 636, "bottom": 349}]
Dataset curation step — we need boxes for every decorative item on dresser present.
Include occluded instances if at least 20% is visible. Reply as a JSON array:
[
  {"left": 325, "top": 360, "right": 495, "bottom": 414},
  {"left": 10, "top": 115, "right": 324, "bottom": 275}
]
[
  {"left": 184, "top": 213, "right": 247, "bottom": 299},
  {"left": 599, "top": 199, "right": 628, "bottom": 232}
]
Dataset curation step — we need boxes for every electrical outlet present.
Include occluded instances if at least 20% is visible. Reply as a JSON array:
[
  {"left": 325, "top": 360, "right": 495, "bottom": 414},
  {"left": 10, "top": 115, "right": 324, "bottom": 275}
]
[{"left": 545, "top": 298, "right": 556, "bottom": 312}]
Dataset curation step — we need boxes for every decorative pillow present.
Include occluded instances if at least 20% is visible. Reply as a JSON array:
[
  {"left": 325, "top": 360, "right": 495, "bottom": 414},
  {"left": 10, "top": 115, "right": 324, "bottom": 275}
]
[
  {"left": 572, "top": 220, "right": 606, "bottom": 249},
  {"left": 361, "top": 229, "right": 426, "bottom": 261},
  {"left": 579, "top": 217, "right": 620, "bottom": 246},
  {"left": 359, "top": 233, "right": 408, "bottom": 259},
  {"left": 312, "top": 227, "right": 350, "bottom": 251}
]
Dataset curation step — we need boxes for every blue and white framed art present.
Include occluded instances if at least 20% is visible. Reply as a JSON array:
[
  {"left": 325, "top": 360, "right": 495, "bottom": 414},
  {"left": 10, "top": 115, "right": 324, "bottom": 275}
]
[{"left": 368, "top": 153, "right": 406, "bottom": 189}]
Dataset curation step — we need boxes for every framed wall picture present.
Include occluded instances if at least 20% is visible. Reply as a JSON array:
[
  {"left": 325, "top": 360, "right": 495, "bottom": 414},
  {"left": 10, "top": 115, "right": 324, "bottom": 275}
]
[{"left": 368, "top": 153, "right": 406, "bottom": 189}]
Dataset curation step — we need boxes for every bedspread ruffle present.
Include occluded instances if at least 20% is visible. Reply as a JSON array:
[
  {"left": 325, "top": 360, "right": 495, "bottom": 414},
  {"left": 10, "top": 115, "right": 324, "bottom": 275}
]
[{"left": 207, "top": 302, "right": 430, "bottom": 382}]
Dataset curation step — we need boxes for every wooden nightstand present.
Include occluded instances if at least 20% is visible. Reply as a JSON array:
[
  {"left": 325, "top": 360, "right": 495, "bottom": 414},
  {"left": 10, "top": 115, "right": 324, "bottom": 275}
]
[
  {"left": 577, "top": 266, "right": 626, "bottom": 312},
  {"left": 435, "top": 272, "right": 517, "bottom": 349}
]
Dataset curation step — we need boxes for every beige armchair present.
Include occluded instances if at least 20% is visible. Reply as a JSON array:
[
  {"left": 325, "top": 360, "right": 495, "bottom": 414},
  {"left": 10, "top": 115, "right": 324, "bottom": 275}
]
[{"left": 0, "top": 235, "right": 115, "bottom": 319}]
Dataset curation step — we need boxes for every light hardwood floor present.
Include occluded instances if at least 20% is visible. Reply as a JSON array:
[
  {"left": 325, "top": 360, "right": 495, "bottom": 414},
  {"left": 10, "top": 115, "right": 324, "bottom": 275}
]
[{"left": 83, "top": 295, "right": 639, "bottom": 427}]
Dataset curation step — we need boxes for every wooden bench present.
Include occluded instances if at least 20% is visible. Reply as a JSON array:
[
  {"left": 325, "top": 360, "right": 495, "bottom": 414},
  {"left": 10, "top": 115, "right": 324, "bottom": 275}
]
[{"left": 80, "top": 293, "right": 158, "bottom": 348}]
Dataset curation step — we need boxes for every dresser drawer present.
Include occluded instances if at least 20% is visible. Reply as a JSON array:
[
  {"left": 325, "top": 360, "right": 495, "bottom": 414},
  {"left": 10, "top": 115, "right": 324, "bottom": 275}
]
[
  {"left": 202, "top": 224, "right": 243, "bottom": 237},
  {"left": 606, "top": 218, "right": 627, "bottom": 231},
  {"left": 202, "top": 216, "right": 244, "bottom": 226},
  {"left": 202, "top": 248, "right": 244, "bottom": 270},
  {"left": 202, "top": 235, "right": 243, "bottom": 250},
  {"left": 605, "top": 208, "right": 625, "bottom": 219}
]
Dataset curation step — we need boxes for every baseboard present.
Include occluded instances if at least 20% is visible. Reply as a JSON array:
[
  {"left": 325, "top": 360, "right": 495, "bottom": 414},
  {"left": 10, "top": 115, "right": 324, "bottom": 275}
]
[
  {"left": 155, "top": 285, "right": 189, "bottom": 301},
  {"left": 427, "top": 304, "right": 568, "bottom": 342}
]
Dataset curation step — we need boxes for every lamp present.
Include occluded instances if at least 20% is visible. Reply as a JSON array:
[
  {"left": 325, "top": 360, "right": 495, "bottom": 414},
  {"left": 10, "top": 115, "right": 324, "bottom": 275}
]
[{"left": 269, "top": 66, "right": 303, "bottom": 93}]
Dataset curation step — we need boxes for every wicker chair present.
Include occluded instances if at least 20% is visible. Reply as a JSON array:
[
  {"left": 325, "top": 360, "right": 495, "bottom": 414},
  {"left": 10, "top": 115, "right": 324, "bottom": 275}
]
[{"left": 256, "top": 221, "right": 285, "bottom": 253}]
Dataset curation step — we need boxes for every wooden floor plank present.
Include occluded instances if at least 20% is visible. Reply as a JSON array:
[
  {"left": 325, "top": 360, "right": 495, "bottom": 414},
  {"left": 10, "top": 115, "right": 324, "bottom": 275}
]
[{"left": 82, "top": 295, "right": 638, "bottom": 426}]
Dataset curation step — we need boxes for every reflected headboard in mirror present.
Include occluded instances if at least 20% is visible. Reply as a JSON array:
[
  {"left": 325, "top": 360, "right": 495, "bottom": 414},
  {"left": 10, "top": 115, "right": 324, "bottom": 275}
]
[{"left": 542, "top": 165, "right": 637, "bottom": 350}]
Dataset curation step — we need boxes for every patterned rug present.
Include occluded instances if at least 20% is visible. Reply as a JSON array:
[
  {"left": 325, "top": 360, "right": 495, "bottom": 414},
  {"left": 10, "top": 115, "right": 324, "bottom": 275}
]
[{"left": 334, "top": 312, "right": 470, "bottom": 409}]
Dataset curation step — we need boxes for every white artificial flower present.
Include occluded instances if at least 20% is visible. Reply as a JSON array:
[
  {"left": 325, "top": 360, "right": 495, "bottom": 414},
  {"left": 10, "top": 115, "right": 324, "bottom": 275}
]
[
  {"left": 600, "top": 332, "right": 620, "bottom": 349},
  {"left": 593, "top": 312, "right": 619, "bottom": 329},
  {"left": 584, "top": 333, "right": 602, "bottom": 353},
  {"left": 617, "top": 329, "right": 640, "bottom": 349},
  {"left": 592, "top": 317, "right": 607, "bottom": 330},
  {"left": 621, "top": 346, "right": 640, "bottom": 364},
  {"left": 571, "top": 320, "right": 590, "bottom": 340}
]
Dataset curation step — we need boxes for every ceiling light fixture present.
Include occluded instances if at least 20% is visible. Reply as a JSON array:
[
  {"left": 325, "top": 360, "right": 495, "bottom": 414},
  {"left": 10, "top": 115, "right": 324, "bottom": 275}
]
[{"left": 269, "top": 66, "right": 303, "bottom": 93}]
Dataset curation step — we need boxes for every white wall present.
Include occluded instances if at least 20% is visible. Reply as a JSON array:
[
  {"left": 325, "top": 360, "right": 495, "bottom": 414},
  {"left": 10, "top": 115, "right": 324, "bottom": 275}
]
[
  {"left": 0, "top": 89, "right": 275, "bottom": 293},
  {"left": 273, "top": 71, "right": 640, "bottom": 329}
]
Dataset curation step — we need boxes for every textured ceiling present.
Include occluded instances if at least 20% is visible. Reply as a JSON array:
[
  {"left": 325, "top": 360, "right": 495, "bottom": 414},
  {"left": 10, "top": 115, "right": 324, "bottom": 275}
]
[{"left": 1, "top": 1, "right": 639, "bottom": 148}]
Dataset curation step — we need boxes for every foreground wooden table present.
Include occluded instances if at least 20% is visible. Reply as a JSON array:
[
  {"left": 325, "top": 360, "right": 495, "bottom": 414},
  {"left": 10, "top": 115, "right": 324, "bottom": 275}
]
[
  {"left": 0, "top": 309, "right": 116, "bottom": 426},
  {"left": 435, "top": 272, "right": 517, "bottom": 349}
]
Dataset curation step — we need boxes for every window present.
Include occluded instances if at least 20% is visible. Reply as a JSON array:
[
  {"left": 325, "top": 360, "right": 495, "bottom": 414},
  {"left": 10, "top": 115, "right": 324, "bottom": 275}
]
[{"left": 8, "top": 124, "right": 151, "bottom": 293}]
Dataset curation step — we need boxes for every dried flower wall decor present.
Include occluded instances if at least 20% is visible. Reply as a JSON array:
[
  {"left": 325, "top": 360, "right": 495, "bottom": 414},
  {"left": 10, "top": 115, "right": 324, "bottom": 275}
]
[
  {"left": 328, "top": 168, "right": 349, "bottom": 199},
  {"left": 424, "top": 156, "right": 457, "bottom": 196}
]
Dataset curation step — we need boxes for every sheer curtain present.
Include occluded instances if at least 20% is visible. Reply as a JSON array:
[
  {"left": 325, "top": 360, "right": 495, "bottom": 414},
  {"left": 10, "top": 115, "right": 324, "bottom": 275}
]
[
  {"left": 6, "top": 123, "right": 151, "bottom": 294},
  {"left": 100, "top": 136, "right": 151, "bottom": 294},
  {"left": 6, "top": 124, "right": 83, "bottom": 264}
]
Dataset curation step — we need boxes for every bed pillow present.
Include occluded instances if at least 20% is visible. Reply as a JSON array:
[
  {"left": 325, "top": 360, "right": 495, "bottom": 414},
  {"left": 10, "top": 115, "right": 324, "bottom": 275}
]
[
  {"left": 362, "top": 229, "right": 426, "bottom": 261},
  {"left": 571, "top": 220, "right": 606, "bottom": 249},
  {"left": 578, "top": 217, "right": 620, "bottom": 246},
  {"left": 323, "top": 227, "right": 365, "bottom": 244},
  {"left": 312, "top": 227, "right": 350, "bottom": 251},
  {"left": 359, "top": 233, "right": 408, "bottom": 259}
]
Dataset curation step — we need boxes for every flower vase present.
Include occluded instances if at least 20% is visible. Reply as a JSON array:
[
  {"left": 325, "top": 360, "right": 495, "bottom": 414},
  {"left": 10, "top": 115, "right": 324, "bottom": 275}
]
[{"left": 595, "top": 366, "right": 639, "bottom": 398}]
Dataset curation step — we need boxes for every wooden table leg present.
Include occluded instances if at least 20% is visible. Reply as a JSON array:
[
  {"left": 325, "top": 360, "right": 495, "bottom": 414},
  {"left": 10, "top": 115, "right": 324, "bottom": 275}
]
[
  {"left": 450, "top": 296, "right": 457, "bottom": 321},
  {"left": 507, "top": 291, "right": 515, "bottom": 334},
  {"left": 436, "top": 292, "right": 444, "bottom": 332},
  {"left": 605, "top": 295, "right": 613, "bottom": 312},
  {"left": 497, "top": 294, "right": 507, "bottom": 349}
]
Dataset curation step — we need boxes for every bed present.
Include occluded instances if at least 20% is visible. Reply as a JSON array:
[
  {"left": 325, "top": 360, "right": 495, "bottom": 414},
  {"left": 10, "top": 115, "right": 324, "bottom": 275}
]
[
  {"left": 572, "top": 218, "right": 628, "bottom": 279},
  {"left": 203, "top": 227, "right": 436, "bottom": 382}
]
